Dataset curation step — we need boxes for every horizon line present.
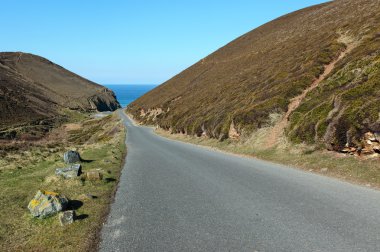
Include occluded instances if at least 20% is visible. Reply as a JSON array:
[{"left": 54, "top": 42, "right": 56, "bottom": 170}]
[{"left": 103, "top": 83, "right": 159, "bottom": 85}]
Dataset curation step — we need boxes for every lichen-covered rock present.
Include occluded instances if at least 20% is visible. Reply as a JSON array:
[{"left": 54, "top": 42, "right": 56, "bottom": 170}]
[
  {"left": 28, "top": 190, "right": 68, "bottom": 218},
  {"left": 58, "top": 210, "right": 75, "bottom": 226},
  {"left": 55, "top": 164, "right": 82, "bottom": 179},
  {"left": 63, "top": 151, "right": 81, "bottom": 164}
]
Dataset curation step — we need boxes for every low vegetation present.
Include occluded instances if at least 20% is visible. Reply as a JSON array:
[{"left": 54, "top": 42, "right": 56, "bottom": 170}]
[
  {"left": 128, "top": 0, "right": 380, "bottom": 153},
  {"left": 288, "top": 36, "right": 380, "bottom": 150},
  {"left": 0, "top": 52, "right": 120, "bottom": 141},
  {"left": 0, "top": 111, "right": 126, "bottom": 251},
  {"left": 156, "top": 129, "right": 380, "bottom": 189}
]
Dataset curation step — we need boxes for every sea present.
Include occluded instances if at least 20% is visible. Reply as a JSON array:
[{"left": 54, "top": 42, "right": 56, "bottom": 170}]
[{"left": 104, "top": 84, "right": 157, "bottom": 108}]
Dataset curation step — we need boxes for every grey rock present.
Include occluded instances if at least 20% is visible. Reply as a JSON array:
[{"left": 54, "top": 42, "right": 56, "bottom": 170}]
[
  {"left": 63, "top": 150, "right": 81, "bottom": 164},
  {"left": 55, "top": 164, "right": 82, "bottom": 179},
  {"left": 59, "top": 210, "right": 75, "bottom": 226},
  {"left": 28, "top": 190, "right": 68, "bottom": 218}
]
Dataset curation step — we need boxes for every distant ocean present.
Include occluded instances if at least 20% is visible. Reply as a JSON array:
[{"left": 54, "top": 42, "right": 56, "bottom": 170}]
[{"left": 104, "top": 84, "right": 157, "bottom": 108}]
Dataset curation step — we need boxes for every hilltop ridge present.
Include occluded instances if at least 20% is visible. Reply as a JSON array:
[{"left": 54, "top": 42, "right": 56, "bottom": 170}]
[
  {"left": 128, "top": 0, "right": 380, "bottom": 154},
  {"left": 0, "top": 52, "right": 120, "bottom": 139}
]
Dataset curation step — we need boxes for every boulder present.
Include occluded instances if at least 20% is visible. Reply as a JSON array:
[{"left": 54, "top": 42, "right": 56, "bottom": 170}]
[
  {"left": 63, "top": 150, "right": 81, "bottom": 164},
  {"left": 28, "top": 190, "right": 68, "bottom": 218},
  {"left": 55, "top": 164, "right": 82, "bottom": 179},
  {"left": 85, "top": 171, "right": 103, "bottom": 181},
  {"left": 58, "top": 210, "right": 75, "bottom": 226}
]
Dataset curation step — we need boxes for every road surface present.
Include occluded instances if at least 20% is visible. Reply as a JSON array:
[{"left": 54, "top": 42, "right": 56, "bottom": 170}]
[{"left": 100, "top": 111, "right": 380, "bottom": 251}]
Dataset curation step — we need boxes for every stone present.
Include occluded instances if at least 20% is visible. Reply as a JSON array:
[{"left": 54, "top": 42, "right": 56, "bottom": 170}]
[
  {"left": 228, "top": 121, "right": 240, "bottom": 140},
  {"left": 320, "top": 168, "right": 328, "bottom": 173},
  {"left": 55, "top": 164, "right": 82, "bottom": 179},
  {"left": 85, "top": 171, "right": 103, "bottom": 181},
  {"left": 373, "top": 144, "right": 380, "bottom": 153},
  {"left": 85, "top": 193, "right": 96, "bottom": 199},
  {"left": 375, "top": 132, "right": 380, "bottom": 142},
  {"left": 341, "top": 147, "right": 356, "bottom": 153},
  {"left": 63, "top": 150, "right": 81, "bottom": 164},
  {"left": 367, "top": 153, "right": 380, "bottom": 158},
  {"left": 361, "top": 148, "right": 375, "bottom": 155},
  {"left": 28, "top": 190, "right": 68, "bottom": 218},
  {"left": 364, "top": 132, "right": 376, "bottom": 142},
  {"left": 59, "top": 210, "right": 75, "bottom": 226},
  {"left": 79, "top": 193, "right": 97, "bottom": 200},
  {"left": 341, "top": 147, "right": 351, "bottom": 153}
]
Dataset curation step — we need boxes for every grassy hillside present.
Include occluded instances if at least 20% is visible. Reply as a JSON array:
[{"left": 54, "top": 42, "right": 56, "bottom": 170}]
[
  {"left": 0, "top": 52, "right": 120, "bottom": 139},
  {"left": 128, "top": 0, "right": 380, "bottom": 153},
  {"left": 0, "top": 112, "right": 126, "bottom": 251}
]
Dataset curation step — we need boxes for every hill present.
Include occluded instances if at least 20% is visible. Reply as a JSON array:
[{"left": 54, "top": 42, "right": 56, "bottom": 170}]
[
  {"left": 128, "top": 0, "right": 380, "bottom": 154},
  {"left": 0, "top": 52, "right": 120, "bottom": 139}
]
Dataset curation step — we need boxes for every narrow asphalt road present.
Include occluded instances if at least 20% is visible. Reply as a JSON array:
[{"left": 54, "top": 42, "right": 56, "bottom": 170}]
[{"left": 100, "top": 111, "right": 380, "bottom": 252}]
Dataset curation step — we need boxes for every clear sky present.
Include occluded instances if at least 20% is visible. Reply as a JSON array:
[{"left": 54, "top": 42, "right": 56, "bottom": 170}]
[{"left": 2, "top": 0, "right": 328, "bottom": 84}]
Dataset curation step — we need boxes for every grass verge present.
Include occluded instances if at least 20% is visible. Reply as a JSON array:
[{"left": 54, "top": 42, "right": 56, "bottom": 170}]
[
  {"left": 156, "top": 129, "right": 380, "bottom": 189},
  {"left": 0, "top": 111, "right": 126, "bottom": 251}
]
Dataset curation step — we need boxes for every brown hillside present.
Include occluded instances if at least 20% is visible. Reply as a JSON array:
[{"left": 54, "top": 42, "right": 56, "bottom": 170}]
[
  {"left": 128, "top": 0, "right": 380, "bottom": 153},
  {"left": 0, "top": 52, "right": 120, "bottom": 138}
]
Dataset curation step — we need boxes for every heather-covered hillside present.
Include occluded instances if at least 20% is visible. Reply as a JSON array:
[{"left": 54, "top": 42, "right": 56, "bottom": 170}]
[
  {"left": 128, "top": 0, "right": 380, "bottom": 154},
  {"left": 0, "top": 52, "right": 120, "bottom": 139}
]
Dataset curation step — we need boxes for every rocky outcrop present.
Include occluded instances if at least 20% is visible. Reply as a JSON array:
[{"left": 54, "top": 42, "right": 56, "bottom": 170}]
[
  {"left": 228, "top": 121, "right": 240, "bottom": 140},
  {"left": 341, "top": 131, "right": 380, "bottom": 157},
  {"left": 88, "top": 88, "right": 120, "bottom": 112}
]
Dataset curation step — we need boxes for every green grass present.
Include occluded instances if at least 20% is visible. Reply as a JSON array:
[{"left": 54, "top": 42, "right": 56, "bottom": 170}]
[
  {"left": 289, "top": 41, "right": 380, "bottom": 149},
  {"left": 0, "top": 113, "right": 126, "bottom": 251}
]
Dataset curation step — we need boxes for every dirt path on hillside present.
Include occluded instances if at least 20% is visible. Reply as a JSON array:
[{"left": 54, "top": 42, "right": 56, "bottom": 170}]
[{"left": 265, "top": 43, "right": 355, "bottom": 148}]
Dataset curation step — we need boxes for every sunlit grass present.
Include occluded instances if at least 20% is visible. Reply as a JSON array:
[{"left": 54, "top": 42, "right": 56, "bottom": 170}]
[{"left": 0, "top": 113, "right": 126, "bottom": 251}]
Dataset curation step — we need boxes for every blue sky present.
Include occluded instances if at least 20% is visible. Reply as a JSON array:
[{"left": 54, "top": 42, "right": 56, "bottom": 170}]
[{"left": 2, "top": 0, "right": 328, "bottom": 84}]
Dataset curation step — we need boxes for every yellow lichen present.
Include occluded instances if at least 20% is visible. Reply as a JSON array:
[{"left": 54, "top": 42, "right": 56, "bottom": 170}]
[
  {"left": 29, "top": 199, "right": 40, "bottom": 208},
  {"left": 42, "top": 190, "right": 58, "bottom": 196}
]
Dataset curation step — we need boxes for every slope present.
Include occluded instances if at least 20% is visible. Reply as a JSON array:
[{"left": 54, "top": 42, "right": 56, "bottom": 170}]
[
  {"left": 128, "top": 0, "right": 380, "bottom": 153},
  {"left": 0, "top": 52, "right": 120, "bottom": 139}
]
